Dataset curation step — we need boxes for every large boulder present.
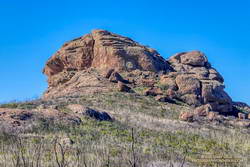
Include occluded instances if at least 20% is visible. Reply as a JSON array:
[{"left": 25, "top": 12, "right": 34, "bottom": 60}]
[
  {"left": 165, "top": 51, "right": 233, "bottom": 113},
  {"left": 175, "top": 75, "right": 201, "bottom": 95},
  {"left": 181, "top": 51, "right": 207, "bottom": 66},
  {"left": 43, "top": 30, "right": 172, "bottom": 87},
  {"left": 179, "top": 112, "right": 194, "bottom": 122},
  {"left": 91, "top": 30, "right": 171, "bottom": 72},
  {"left": 159, "top": 75, "right": 177, "bottom": 90}
]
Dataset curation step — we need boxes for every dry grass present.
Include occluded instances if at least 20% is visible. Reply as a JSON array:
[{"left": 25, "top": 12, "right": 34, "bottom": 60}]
[{"left": 0, "top": 92, "right": 250, "bottom": 166}]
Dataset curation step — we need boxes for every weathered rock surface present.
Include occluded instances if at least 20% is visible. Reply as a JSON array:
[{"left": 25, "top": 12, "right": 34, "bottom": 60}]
[
  {"left": 43, "top": 29, "right": 171, "bottom": 88},
  {"left": 165, "top": 51, "right": 232, "bottom": 113},
  {"left": 43, "top": 30, "right": 234, "bottom": 115},
  {"left": 43, "top": 69, "right": 115, "bottom": 99},
  {"left": 179, "top": 112, "right": 194, "bottom": 122},
  {"left": 194, "top": 104, "right": 212, "bottom": 116}
]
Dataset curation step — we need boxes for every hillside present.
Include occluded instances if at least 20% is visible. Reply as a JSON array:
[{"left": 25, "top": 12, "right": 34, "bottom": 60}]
[{"left": 0, "top": 30, "right": 250, "bottom": 167}]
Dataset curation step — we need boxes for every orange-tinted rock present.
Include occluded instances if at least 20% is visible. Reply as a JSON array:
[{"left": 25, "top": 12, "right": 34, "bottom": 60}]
[
  {"left": 207, "top": 112, "right": 219, "bottom": 121},
  {"left": 180, "top": 51, "right": 208, "bottom": 66},
  {"left": 42, "top": 30, "right": 234, "bottom": 115},
  {"left": 194, "top": 104, "right": 212, "bottom": 116},
  {"left": 180, "top": 94, "right": 201, "bottom": 106},
  {"left": 179, "top": 112, "right": 194, "bottom": 122},
  {"left": 43, "top": 30, "right": 172, "bottom": 87},
  {"left": 43, "top": 34, "right": 95, "bottom": 77},
  {"left": 175, "top": 75, "right": 201, "bottom": 95},
  {"left": 91, "top": 30, "right": 170, "bottom": 72},
  {"left": 201, "top": 83, "right": 232, "bottom": 111},
  {"left": 43, "top": 70, "right": 114, "bottom": 99},
  {"left": 167, "top": 51, "right": 233, "bottom": 113},
  {"left": 159, "top": 76, "right": 177, "bottom": 90},
  {"left": 166, "top": 89, "right": 178, "bottom": 99}
]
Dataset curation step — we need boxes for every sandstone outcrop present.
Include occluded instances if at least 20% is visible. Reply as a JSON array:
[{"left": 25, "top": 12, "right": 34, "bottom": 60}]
[
  {"left": 164, "top": 51, "right": 233, "bottom": 113},
  {"left": 43, "top": 69, "right": 114, "bottom": 99},
  {"left": 43, "top": 30, "right": 171, "bottom": 88},
  {"left": 43, "top": 30, "right": 234, "bottom": 115}
]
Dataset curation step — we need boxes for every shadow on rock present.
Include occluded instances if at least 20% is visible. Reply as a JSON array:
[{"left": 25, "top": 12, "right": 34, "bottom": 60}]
[{"left": 85, "top": 108, "right": 112, "bottom": 121}]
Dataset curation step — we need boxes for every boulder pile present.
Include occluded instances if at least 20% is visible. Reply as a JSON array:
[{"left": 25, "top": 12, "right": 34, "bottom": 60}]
[{"left": 161, "top": 51, "right": 233, "bottom": 114}]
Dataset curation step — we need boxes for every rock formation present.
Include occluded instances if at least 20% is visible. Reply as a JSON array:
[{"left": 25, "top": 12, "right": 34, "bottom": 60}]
[
  {"left": 43, "top": 30, "right": 171, "bottom": 87},
  {"left": 163, "top": 51, "right": 233, "bottom": 113},
  {"left": 43, "top": 30, "right": 233, "bottom": 115}
]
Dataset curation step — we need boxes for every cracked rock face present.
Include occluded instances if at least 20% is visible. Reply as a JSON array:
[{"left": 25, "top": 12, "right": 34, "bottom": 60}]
[
  {"left": 43, "top": 33, "right": 95, "bottom": 77},
  {"left": 43, "top": 30, "right": 233, "bottom": 113},
  {"left": 43, "top": 29, "right": 171, "bottom": 86},
  {"left": 164, "top": 51, "right": 232, "bottom": 113}
]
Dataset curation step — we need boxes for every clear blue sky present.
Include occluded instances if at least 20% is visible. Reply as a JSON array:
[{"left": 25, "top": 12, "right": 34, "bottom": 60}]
[{"left": 0, "top": 0, "right": 249, "bottom": 104}]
